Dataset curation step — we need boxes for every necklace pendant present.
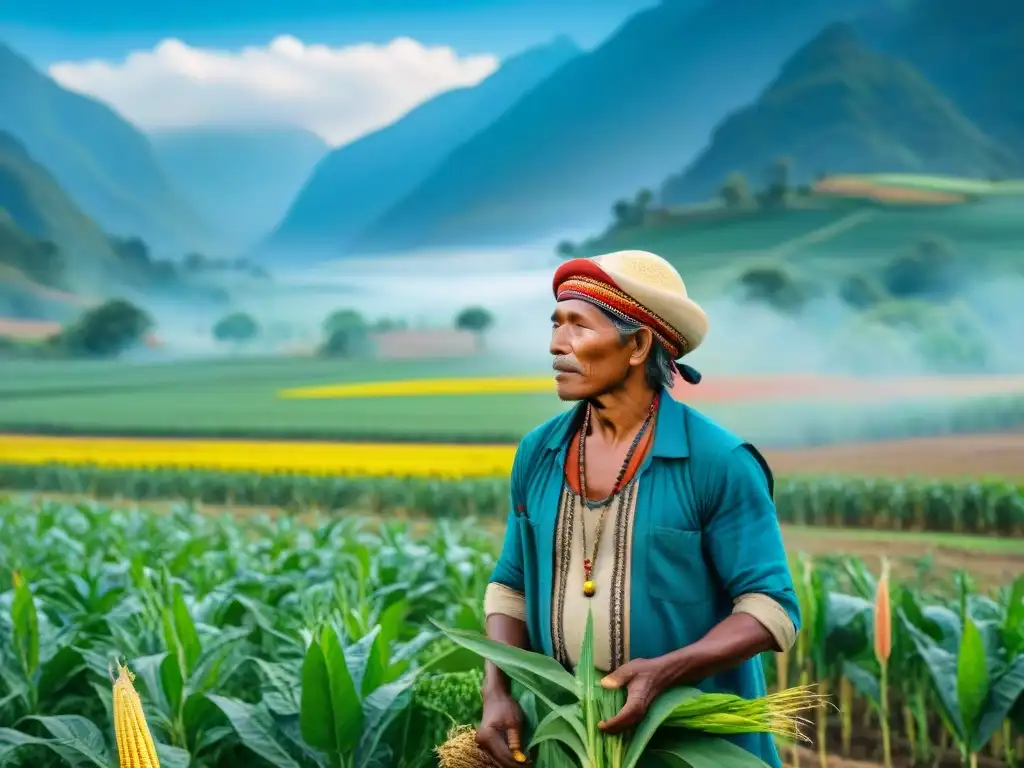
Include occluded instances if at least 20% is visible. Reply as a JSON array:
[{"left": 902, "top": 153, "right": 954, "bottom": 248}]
[{"left": 583, "top": 580, "right": 596, "bottom": 597}]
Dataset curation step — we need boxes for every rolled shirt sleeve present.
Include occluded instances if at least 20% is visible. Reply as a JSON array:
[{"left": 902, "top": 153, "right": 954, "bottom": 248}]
[
  {"left": 703, "top": 444, "right": 800, "bottom": 651},
  {"left": 484, "top": 582, "right": 527, "bottom": 622}
]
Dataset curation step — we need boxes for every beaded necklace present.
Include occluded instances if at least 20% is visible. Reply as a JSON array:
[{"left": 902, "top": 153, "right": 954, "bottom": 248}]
[{"left": 576, "top": 394, "right": 658, "bottom": 597}]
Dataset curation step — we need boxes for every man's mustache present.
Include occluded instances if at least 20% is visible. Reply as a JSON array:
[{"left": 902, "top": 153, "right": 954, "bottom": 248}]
[{"left": 552, "top": 356, "right": 584, "bottom": 374}]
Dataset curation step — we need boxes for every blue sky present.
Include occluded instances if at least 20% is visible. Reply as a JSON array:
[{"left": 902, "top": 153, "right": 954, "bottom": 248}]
[
  {"left": 1, "top": 0, "right": 664, "bottom": 145},
  {"left": 1, "top": 0, "right": 655, "bottom": 65}
]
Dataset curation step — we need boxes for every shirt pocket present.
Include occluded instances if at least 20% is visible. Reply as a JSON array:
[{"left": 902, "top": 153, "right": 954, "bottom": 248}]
[{"left": 646, "top": 525, "right": 714, "bottom": 605}]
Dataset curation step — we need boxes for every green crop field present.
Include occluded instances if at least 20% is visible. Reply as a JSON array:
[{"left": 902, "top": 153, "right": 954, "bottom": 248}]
[
  {"left": 846, "top": 173, "right": 1024, "bottom": 196},
  {"left": 1, "top": 497, "right": 1022, "bottom": 768},
  {"left": 578, "top": 195, "right": 1024, "bottom": 286},
  {"left": 3, "top": 356, "right": 1024, "bottom": 446}
]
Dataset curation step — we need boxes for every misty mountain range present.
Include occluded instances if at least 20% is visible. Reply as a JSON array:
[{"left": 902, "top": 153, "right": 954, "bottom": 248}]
[{"left": 1, "top": 0, "right": 1022, "bottom": 300}]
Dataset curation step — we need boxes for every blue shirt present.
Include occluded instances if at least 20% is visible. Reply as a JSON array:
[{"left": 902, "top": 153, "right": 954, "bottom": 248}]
[{"left": 489, "top": 386, "right": 800, "bottom": 766}]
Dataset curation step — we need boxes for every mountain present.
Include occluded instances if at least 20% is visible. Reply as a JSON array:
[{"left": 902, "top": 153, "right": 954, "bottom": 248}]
[
  {"left": 880, "top": 0, "right": 1024, "bottom": 168},
  {"left": 0, "top": 43, "right": 215, "bottom": 255},
  {"left": 659, "top": 24, "right": 1012, "bottom": 203},
  {"left": 348, "top": 0, "right": 880, "bottom": 254},
  {"left": 259, "top": 36, "right": 580, "bottom": 261},
  {"left": 0, "top": 131, "right": 117, "bottom": 285},
  {"left": 151, "top": 126, "right": 329, "bottom": 247}
]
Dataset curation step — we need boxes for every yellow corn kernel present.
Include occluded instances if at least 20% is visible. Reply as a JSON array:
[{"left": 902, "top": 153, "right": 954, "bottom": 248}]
[{"left": 112, "top": 663, "right": 160, "bottom": 768}]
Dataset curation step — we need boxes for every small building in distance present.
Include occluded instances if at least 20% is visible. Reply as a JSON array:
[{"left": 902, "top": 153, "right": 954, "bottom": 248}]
[{"left": 369, "top": 328, "right": 478, "bottom": 360}]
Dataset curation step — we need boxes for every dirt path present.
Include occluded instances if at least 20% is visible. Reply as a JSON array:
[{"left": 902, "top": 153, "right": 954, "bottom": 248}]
[{"left": 764, "top": 433, "right": 1024, "bottom": 479}]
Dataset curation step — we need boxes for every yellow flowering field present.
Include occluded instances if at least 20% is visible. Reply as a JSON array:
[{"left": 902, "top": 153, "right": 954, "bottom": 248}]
[
  {"left": 0, "top": 434, "right": 516, "bottom": 478},
  {"left": 279, "top": 375, "right": 553, "bottom": 399}
]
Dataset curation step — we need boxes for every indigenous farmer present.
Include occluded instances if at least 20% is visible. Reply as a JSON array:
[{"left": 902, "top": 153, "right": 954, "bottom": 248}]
[{"left": 478, "top": 250, "right": 799, "bottom": 768}]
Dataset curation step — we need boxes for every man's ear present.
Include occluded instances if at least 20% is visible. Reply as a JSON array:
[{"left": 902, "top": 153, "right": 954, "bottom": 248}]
[{"left": 629, "top": 327, "right": 655, "bottom": 367}]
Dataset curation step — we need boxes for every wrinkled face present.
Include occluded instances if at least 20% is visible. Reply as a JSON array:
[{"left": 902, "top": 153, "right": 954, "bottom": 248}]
[{"left": 550, "top": 298, "right": 649, "bottom": 401}]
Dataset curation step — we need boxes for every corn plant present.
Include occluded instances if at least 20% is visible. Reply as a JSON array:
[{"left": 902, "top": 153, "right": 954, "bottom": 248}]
[
  {"left": 3, "top": 465, "right": 1024, "bottom": 535},
  {"left": 434, "top": 611, "right": 821, "bottom": 767}
]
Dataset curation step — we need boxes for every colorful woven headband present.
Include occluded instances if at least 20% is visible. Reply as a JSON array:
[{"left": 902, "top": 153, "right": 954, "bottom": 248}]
[{"left": 555, "top": 275, "right": 688, "bottom": 359}]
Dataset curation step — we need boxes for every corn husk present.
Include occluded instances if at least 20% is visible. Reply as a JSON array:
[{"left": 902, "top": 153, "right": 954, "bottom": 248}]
[
  {"left": 874, "top": 558, "right": 892, "bottom": 664},
  {"left": 663, "top": 686, "right": 824, "bottom": 743}
]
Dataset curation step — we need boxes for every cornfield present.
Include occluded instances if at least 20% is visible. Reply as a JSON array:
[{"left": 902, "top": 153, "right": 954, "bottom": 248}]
[
  {"left": 1, "top": 463, "right": 1023, "bottom": 535},
  {"left": 0, "top": 498, "right": 1021, "bottom": 768}
]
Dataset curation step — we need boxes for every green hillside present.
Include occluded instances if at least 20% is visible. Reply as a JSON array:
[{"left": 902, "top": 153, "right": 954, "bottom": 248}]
[
  {"left": 0, "top": 43, "right": 215, "bottom": 254},
  {"left": 660, "top": 24, "right": 1011, "bottom": 204},
  {"left": 885, "top": 0, "right": 1024, "bottom": 169},
  {"left": 348, "top": 0, "right": 874, "bottom": 254},
  {"left": 0, "top": 131, "right": 118, "bottom": 284}
]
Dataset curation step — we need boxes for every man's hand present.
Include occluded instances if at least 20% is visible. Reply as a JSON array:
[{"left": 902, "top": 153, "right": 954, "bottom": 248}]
[
  {"left": 597, "top": 657, "right": 674, "bottom": 734},
  {"left": 477, "top": 689, "right": 528, "bottom": 767}
]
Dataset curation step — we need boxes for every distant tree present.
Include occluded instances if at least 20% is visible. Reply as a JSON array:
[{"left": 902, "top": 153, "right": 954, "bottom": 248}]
[
  {"left": 883, "top": 235, "right": 958, "bottom": 299},
  {"left": 773, "top": 156, "right": 793, "bottom": 189},
  {"left": 213, "top": 312, "right": 259, "bottom": 343},
  {"left": 321, "top": 308, "right": 369, "bottom": 358},
  {"left": 183, "top": 252, "right": 206, "bottom": 272},
  {"left": 634, "top": 189, "right": 654, "bottom": 221},
  {"left": 62, "top": 298, "right": 153, "bottom": 358},
  {"left": 839, "top": 274, "right": 886, "bottom": 310},
  {"left": 738, "top": 266, "right": 809, "bottom": 314},
  {"left": 109, "top": 236, "right": 152, "bottom": 272},
  {"left": 719, "top": 172, "right": 752, "bottom": 208},
  {"left": 612, "top": 200, "right": 633, "bottom": 228},
  {"left": 557, "top": 241, "right": 576, "bottom": 258},
  {"left": 758, "top": 156, "right": 793, "bottom": 209},
  {"left": 321, "top": 329, "right": 355, "bottom": 357},
  {"left": 455, "top": 306, "right": 495, "bottom": 350},
  {"left": 455, "top": 306, "right": 494, "bottom": 333},
  {"left": 371, "top": 317, "right": 408, "bottom": 332},
  {"left": 323, "top": 308, "right": 366, "bottom": 338}
]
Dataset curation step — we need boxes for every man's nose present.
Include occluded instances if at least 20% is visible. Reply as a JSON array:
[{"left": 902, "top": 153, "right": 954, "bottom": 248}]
[{"left": 550, "top": 327, "right": 571, "bottom": 357}]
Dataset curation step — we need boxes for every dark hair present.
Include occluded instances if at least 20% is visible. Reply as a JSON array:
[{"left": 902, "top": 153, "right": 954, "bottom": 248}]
[{"left": 598, "top": 307, "right": 675, "bottom": 390}]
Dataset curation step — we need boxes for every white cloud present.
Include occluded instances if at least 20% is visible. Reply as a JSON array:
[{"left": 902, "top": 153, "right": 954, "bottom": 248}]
[{"left": 49, "top": 36, "right": 499, "bottom": 146}]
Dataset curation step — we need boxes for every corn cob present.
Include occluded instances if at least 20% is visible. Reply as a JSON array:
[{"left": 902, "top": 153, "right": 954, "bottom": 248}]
[{"left": 112, "top": 662, "right": 161, "bottom": 768}]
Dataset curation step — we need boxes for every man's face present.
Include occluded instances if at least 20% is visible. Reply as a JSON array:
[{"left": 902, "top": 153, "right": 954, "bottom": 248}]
[{"left": 549, "top": 298, "right": 637, "bottom": 401}]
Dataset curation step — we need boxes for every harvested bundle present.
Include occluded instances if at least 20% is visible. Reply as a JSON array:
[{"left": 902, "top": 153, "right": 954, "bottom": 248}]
[
  {"left": 112, "top": 662, "right": 161, "bottom": 768},
  {"left": 434, "top": 611, "right": 823, "bottom": 768}
]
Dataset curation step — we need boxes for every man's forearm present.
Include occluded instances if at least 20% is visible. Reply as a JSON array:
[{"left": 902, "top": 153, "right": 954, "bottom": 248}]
[
  {"left": 662, "top": 613, "right": 776, "bottom": 685},
  {"left": 483, "top": 613, "right": 530, "bottom": 696}
]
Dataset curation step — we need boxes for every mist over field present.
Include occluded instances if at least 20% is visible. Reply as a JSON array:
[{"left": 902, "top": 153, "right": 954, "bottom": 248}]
[{"left": 125, "top": 235, "right": 1024, "bottom": 382}]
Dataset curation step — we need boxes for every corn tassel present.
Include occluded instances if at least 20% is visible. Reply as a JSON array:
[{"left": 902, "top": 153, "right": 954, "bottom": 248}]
[
  {"left": 874, "top": 559, "right": 893, "bottom": 768},
  {"left": 112, "top": 662, "right": 161, "bottom": 768}
]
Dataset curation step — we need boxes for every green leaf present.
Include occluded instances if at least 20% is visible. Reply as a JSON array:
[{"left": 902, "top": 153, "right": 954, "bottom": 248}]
[
  {"left": 623, "top": 687, "right": 705, "bottom": 768},
  {"left": 536, "top": 740, "right": 578, "bottom": 768},
  {"left": 432, "top": 621, "right": 578, "bottom": 708},
  {"left": 972, "top": 654, "right": 1024, "bottom": 750},
  {"left": 255, "top": 658, "right": 302, "bottom": 717},
  {"left": 155, "top": 741, "right": 192, "bottom": 768},
  {"left": 956, "top": 616, "right": 990, "bottom": 738},
  {"left": 356, "top": 677, "right": 415, "bottom": 768},
  {"left": 172, "top": 584, "right": 202, "bottom": 673},
  {"left": 528, "top": 705, "right": 590, "bottom": 767},
  {"left": 840, "top": 661, "right": 879, "bottom": 706},
  {"left": 2, "top": 715, "right": 112, "bottom": 767},
  {"left": 902, "top": 618, "right": 964, "bottom": 738},
  {"left": 321, "top": 623, "right": 364, "bottom": 754},
  {"left": 11, "top": 575, "right": 39, "bottom": 678},
  {"left": 207, "top": 695, "right": 302, "bottom": 768},
  {"left": 299, "top": 635, "right": 336, "bottom": 752},
  {"left": 1003, "top": 576, "right": 1024, "bottom": 657},
  {"left": 649, "top": 733, "right": 770, "bottom": 768},
  {"left": 160, "top": 650, "right": 185, "bottom": 716}
]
